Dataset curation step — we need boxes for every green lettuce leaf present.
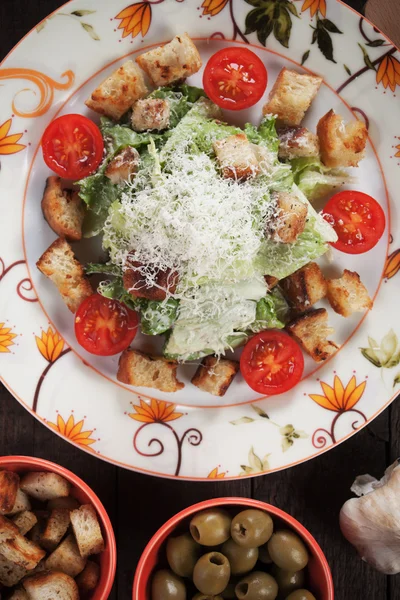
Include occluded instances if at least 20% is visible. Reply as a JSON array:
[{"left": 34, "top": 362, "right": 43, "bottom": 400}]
[
  {"left": 245, "top": 115, "right": 279, "bottom": 154},
  {"left": 291, "top": 157, "right": 350, "bottom": 202},
  {"left": 141, "top": 299, "right": 179, "bottom": 335},
  {"left": 100, "top": 117, "right": 154, "bottom": 153},
  {"left": 249, "top": 289, "right": 289, "bottom": 332},
  {"left": 78, "top": 173, "right": 122, "bottom": 238},
  {"left": 86, "top": 262, "right": 122, "bottom": 277}
]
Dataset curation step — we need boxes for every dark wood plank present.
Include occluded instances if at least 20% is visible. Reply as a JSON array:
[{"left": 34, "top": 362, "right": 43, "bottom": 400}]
[
  {"left": 0, "top": 384, "right": 35, "bottom": 456},
  {"left": 389, "top": 402, "right": 400, "bottom": 600}
]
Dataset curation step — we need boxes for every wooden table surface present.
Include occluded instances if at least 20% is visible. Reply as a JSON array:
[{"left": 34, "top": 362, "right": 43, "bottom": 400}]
[{"left": 1, "top": 1, "right": 399, "bottom": 598}]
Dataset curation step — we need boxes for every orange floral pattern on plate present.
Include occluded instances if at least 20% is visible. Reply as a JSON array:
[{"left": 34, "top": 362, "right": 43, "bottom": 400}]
[
  {"left": 376, "top": 55, "right": 400, "bottom": 92},
  {"left": 0, "top": 323, "right": 17, "bottom": 353},
  {"left": 35, "top": 327, "right": 64, "bottom": 363},
  {"left": 208, "top": 466, "right": 227, "bottom": 479},
  {"left": 129, "top": 398, "right": 183, "bottom": 424},
  {"left": 301, "top": 0, "right": 326, "bottom": 17},
  {"left": 47, "top": 414, "right": 97, "bottom": 447},
  {"left": 384, "top": 249, "right": 400, "bottom": 280},
  {"left": 115, "top": 2, "right": 151, "bottom": 39},
  {"left": 309, "top": 375, "right": 366, "bottom": 412},
  {"left": 201, "top": 0, "right": 229, "bottom": 17},
  {"left": 0, "top": 120, "right": 25, "bottom": 155}
]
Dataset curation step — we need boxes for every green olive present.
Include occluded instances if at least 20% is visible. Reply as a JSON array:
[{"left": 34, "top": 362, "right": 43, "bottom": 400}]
[
  {"left": 190, "top": 510, "right": 232, "bottom": 546},
  {"left": 151, "top": 569, "right": 186, "bottom": 600},
  {"left": 235, "top": 572, "right": 278, "bottom": 600},
  {"left": 193, "top": 595, "right": 224, "bottom": 600},
  {"left": 270, "top": 565, "right": 305, "bottom": 599},
  {"left": 167, "top": 533, "right": 202, "bottom": 578},
  {"left": 285, "top": 591, "right": 316, "bottom": 600},
  {"left": 258, "top": 543, "right": 273, "bottom": 564},
  {"left": 193, "top": 552, "right": 230, "bottom": 596},
  {"left": 221, "top": 538, "right": 258, "bottom": 575},
  {"left": 267, "top": 530, "right": 308, "bottom": 572},
  {"left": 231, "top": 510, "right": 273, "bottom": 548}
]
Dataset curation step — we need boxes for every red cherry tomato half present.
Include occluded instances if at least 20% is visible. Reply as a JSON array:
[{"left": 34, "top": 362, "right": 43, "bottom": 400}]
[
  {"left": 42, "top": 114, "right": 104, "bottom": 179},
  {"left": 203, "top": 47, "right": 268, "bottom": 111},
  {"left": 240, "top": 331, "right": 304, "bottom": 395},
  {"left": 75, "top": 294, "right": 138, "bottom": 356},
  {"left": 322, "top": 190, "right": 386, "bottom": 254}
]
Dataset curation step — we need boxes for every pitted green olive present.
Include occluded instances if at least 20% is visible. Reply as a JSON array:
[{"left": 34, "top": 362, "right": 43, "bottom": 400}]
[
  {"left": 221, "top": 538, "right": 258, "bottom": 575},
  {"left": 193, "top": 552, "right": 230, "bottom": 596},
  {"left": 231, "top": 510, "right": 273, "bottom": 548},
  {"left": 190, "top": 510, "right": 231, "bottom": 546},
  {"left": 151, "top": 569, "right": 186, "bottom": 600},
  {"left": 267, "top": 530, "right": 308, "bottom": 572}
]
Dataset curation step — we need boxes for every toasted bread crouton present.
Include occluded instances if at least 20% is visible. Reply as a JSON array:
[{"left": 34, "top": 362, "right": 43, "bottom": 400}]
[
  {"left": 0, "top": 471, "right": 20, "bottom": 515},
  {"left": 36, "top": 238, "right": 93, "bottom": 313},
  {"left": 104, "top": 146, "right": 140, "bottom": 185},
  {"left": 288, "top": 308, "right": 338, "bottom": 362},
  {"left": 20, "top": 472, "right": 71, "bottom": 502},
  {"left": 47, "top": 497, "right": 80, "bottom": 511},
  {"left": 269, "top": 192, "right": 308, "bottom": 244},
  {"left": 264, "top": 275, "right": 279, "bottom": 289},
  {"left": 117, "top": 349, "right": 184, "bottom": 392},
  {"left": 131, "top": 98, "right": 170, "bottom": 132},
  {"left": 136, "top": 33, "right": 201, "bottom": 87},
  {"left": 327, "top": 270, "right": 372, "bottom": 317},
  {"left": 41, "top": 177, "right": 84, "bottom": 242},
  {"left": 281, "top": 262, "right": 327, "bottom": 312},
  {"left": 278, "top": 126, "right": 320, "bottom": 160},
  {"left": 0, "top": 515, "right": 21, "bottom": 543},
  {"left": 317, "top": 110, "right": 368, "bottom": 167},
  {"left": 28, "top": 511, "right": 49, "bottom": 546},
  {"left": 70, "top": 505, "right": 104, "bottom": 559},
  {"left": 123, "top": 259, "right": 178, "bottom": 301},
  {"left": 0, "top": 517, "right": 45, "bottom": 571},
  {"left": 263, "top": 68, "right": 323, "bottom": 126},
  {"left": 41, "top": 509, "right": 70, "bottom": 553},
  {"left": 214, "top": 133, "right": 259, "bottom": 180},
  {"left": 11, "top": 512, "right": 38, "bottom": 537},
  {"left": 0, "top": 553, "right": 28, "bottom": 587},
  {"left": 7, "top": 490, "right": 31, "bottom": 517},
  {"left": 191, "top": 356, "right": 239, "bottom": 397},
  {"left": 76, "top": 560, "right": 100, "bottom": 594},
  {"left": 23, "top": 571, "right": 79, "bottom": 600},
  {"left": 8, "top": 588, "right": 29, "bottom": 599},
  {"left": 45, "top": 534, "right": 86, "bottom": 577},
  {"left": 85, "top": 60, "right": 148, "bottom": 121}
]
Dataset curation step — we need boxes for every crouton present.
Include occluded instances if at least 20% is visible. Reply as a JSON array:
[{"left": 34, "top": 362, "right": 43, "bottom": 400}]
[
  {"left": 136, "top": 33, "right": 202, "bottom": 87},
  {"left": 277, "top": 126, "right": 320, "bottom": 160},
  {"left": 104, "top": 146, "right": 140, "bottom": 186},
  {"left": 45, "top": 534, "right": 86, "bottom": 577},
  {"left": 70, "top": 505, "right": 104, "bottom": 559},
  {"left": 327, "top": 270, "right": 372, "bottom": 317},
  {"left": 23, "top": 571, "right": 79, "bottom": 600},
  {"left": 281, "top": 262, "right": 327, "bottom": 312},
  {"left": 47, "top": 497, "right": 80, "bottom": 511},
  {"left": 264, "top": 275, "right": 279, "bottom": 289},
  {"left": 287, "top": 308, "right": 339, "bottom": 362},
  {"left": 41, "top": 509, "right": 70, "bottom": 552},
  {"left": 28, "top": 511, "right": 49, "bottom": 546},
  {"left": 117, "top": 349, "right": 184, "bottom": 393},
  {"left": 132, "top": 98, "right": 171, "bottom": 132},
  {"left": 269, "top": 192, "right": 308, "bottom": 243},
  {"left": 191, "top": 356, "right": 239, "bottom": 397},
  {"left": 0, "top": 553, "right": 28, "bottom": 587},
  {"left": 41, "top": 177, "right": 84, "bottom": 242},
  {"left": 8, "top": 588, "right": 29, "bottom": 599},
  {"left": 123, "top": 259, "right": 178, "bottom": 301},
  {"left": 7, "top": 490, "right": 31, "bottom": 517},
  {"left": 11, "top": 512, "right": 38, "bottom": 537},
  {"left": 76, "top": 560, "right": 100, "bottom": 594},
  {"left": 214, "top": 133, "right": 259, "bottom": 180},
  {"left": 85, "top": 60, "right": 148, "bottom": 121},
  {"left": 317, "top": 109, "right": 368, "bottom": 167},
  {"left": 0, "top": 471, "right": 20, "bottom": 515},
  {"left": 36, "top": 238, "right": 93, "bottom": 313},
  {"left": 0, "top": 516, "right": 45, "bottom": 571},
  {"left": 20, "top": 472, "right": 71, "bottom": 502},
  {"left": 263, "top": 68, "right": 323, "bottom": 126}
]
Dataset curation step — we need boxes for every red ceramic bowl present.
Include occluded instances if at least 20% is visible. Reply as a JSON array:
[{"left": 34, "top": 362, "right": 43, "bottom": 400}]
[
  {"left": 133, "top": 497, "right": 334, "bottom": 600},
  {"left": 0, "top": 456, "right": 116, "bottom": 600}
]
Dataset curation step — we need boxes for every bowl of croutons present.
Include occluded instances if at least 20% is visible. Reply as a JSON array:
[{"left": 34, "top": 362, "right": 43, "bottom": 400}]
[{"left": 0, "top": 456, "right": 116, "bottom": 599}]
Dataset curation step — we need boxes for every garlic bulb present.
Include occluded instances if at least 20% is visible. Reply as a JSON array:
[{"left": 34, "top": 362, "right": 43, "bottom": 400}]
[{"left": 340, "top": 459, "right": 400, "bottom": 574}]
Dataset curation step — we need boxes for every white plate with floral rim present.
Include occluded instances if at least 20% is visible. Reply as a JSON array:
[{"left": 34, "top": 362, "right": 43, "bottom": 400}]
[{"left": 1, "top": 0, "right": 400, "bottom": 480}]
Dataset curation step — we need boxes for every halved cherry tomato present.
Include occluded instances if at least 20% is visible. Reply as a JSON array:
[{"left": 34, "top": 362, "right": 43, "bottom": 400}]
[
  {"left": 75, "top": 294, "right": 138, "bottom": 356},
  {"left": 42, "top": 114, "right": 104, "bottom": 179},
  {"left": 322, "top": 190, "right": 386, "bottom": 254},
  {"left": 203, "top": 47, "right": 267, "bottom": 111},
  {"left": 240, "top": 331, "right": 304, "bottom": 395}
]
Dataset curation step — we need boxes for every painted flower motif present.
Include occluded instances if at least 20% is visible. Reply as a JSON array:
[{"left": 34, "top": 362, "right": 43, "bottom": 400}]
[
  {"left": 279, "top": 424, "right": 308, "bottom": 452},
  {"left": 208, "top": 467, "right": 227, "bottom": 479},
  {"left": 0, "top": 323, "right": 17, "bottom": 353},
  {"left": 115, "top": 2, "right": 151, "bottom": 39},
  {"left": 239, "top": 447, "right": 270, "bottom": 476},
  {"left": 0, "top": 120, "right": 25, "bottom": 155},
  {"left": 385, "top": 249, "right": 400, "bottom": 279},
  {"left": 395, "top": 144, "right": 400, "bottom": 158},
  {"left": 376, "top": 55, "right": 400, "bottom": 92},
  {"left": 201, "top": 0, "right": 229, "bottom": 16},
  {"left": 300, "top": 0, "right": 326, "bottom": 17},
  {"left": 309, "top": 375, "right": 366, "bottom": 413},
  {"left": 129, "top": 398, "right": 183, "bottom": 424},
  {"left": 361, "top": 330, "right": 400, "bottom": 369},
  {"left": 48, "top": 414, "right": 97, "bottom": 446},
  {"left": 35, "top": 327, "right": 64, "bottom": 363}
]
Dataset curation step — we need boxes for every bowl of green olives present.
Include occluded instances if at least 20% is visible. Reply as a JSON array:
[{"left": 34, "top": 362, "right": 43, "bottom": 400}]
[{"left": 133, "top": 498, "right": 333, "bottom": 600}]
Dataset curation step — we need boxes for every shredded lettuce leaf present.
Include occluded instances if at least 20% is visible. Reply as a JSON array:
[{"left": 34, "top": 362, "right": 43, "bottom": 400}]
[
  {"left": 78, "top": 174, "right": 122, "bottom": 238},
  {"left": 291, "top": 157, "right": 351, "bottom": 202},
  {"left": 250, "top": 289, "right": 289, "bottom": 332},
  {"left": 140, "top": 299, "right": 179, "bottom": 335},
  {"left": 100, "top": 117, "right": 155, "bottom": 153}
]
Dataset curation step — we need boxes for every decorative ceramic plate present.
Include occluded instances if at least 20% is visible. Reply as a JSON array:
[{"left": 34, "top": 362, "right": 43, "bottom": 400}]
[{"left": 1, "top": 0, "right": 400, "bottom": 480}]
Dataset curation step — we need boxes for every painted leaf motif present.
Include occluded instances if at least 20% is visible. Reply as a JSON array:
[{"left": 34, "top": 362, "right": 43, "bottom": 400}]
[
  {"left": 293, "top": 430, "right": 308, "bottom": 439},
  {"left": 359, "top": 44, "right": 375, "bottom": 71},
  {"left": 282, "top": 437, "right": 293, "bottom": 452},
  {"left": 230, "top": 417, "right": 255, "bottom": 425},
  {"left": 381, "top": 330, "right": 398, "bottom": 363},
  {"left": 81, "top": 22, "right": 100, "bottom": 40},
  {"left": 367, "top": 39, "right": 385, "bottom": 47},
  {"left": 273, "top": 7, "right": 292, "bottom": 48},
  {"left": 284, "top": 0, "right": 299, "bottom": 17},
  {"left": 316, "top": 26, "right": 335, "bottom": 63},
  {"left": 36, "top": 21, "right": 47, "bottom": 32},
  {"left": 361, "top": 348, "right": 382, "bottom": 368},
  {"left": 262, "top": 454, "right": 271, "bottom": 470},
  {"left": 393, "top": 373, "right": 400, "bottom": 388},
  {"left": 249, "top": 447, "right": 263, "bottom": 471},
  {"left": 385, "top": 352, "right": 400, "bottom": 369},
  {"left": 384, "top": 249, "right": 400, "bottom": 279},
  {"left": 344, "top": 64, "right": 352, "bottom": 76},
  {"left": 244, "top": 1, "right": 295, "bottom": 47},
  {"left": 319, "top": 19, "right": 342, "bottom": 34},
  {"left": 280, "top": 424, "right": 294, "bottom": 436},
  {"left": 252, "top": 405, "right": 269, "bottom": 419},
  {"left": 302, "top": 50, "right": 310, "bottom": 65},
  {"left": 71, "top": 10, "right": 96, "bottom": 16}
]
